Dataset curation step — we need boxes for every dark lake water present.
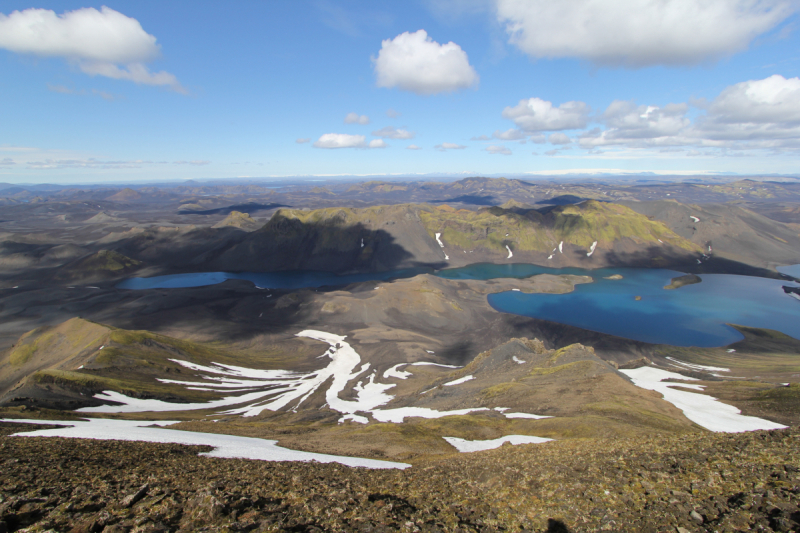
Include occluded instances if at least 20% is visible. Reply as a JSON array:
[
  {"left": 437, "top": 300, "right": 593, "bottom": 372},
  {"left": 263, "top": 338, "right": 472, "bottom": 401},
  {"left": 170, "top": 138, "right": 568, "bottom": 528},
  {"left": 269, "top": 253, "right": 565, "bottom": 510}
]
[
  {"left": 115, "top": 268, "right": 432, "bottom": 291},
  {"left": 118, "top": 264, "right": 800, "bottom": 347}
]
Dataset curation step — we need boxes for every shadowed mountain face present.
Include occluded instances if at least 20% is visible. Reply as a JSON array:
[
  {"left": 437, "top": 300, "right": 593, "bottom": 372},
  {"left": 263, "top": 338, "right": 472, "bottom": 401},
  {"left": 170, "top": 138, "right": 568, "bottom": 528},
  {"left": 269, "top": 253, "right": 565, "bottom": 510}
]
[
  {"left": 211, "top": 205, "right": 441, "bottom": 273},
  {"left": 208, "top": 200, "right": 707, "bottom": 274},
  {"left": 178, "top": 202, "right": 289, "bottom": 216},
  {"left": 622, "top": 200, "right": 800, "bottom": 270}
]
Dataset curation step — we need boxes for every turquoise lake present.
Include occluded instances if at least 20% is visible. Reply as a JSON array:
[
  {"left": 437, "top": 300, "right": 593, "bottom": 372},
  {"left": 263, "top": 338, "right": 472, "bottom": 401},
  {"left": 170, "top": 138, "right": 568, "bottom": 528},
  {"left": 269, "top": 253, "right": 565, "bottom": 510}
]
[{"left": 118, "top": 264, "right": 800, "bottom": 348}]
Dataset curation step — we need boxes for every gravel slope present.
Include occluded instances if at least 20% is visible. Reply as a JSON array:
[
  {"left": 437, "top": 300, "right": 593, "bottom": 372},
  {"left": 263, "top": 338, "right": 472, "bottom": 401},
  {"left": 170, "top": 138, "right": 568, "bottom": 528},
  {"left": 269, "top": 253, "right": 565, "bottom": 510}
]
[{"left": 1, "top": 422, "right": 798, "bottom": 532}]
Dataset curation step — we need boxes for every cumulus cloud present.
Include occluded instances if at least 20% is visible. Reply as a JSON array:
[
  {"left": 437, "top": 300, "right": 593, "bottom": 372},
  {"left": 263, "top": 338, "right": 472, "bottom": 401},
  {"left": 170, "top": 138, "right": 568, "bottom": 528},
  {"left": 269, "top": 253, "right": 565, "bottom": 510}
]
[
  {"left": 373, "top": 30, "right": 479, "bottom": 95},
  {"left": 406, "top": 144, "right": 422, "bottom": 150},
  {"left": 502, "top": 98, "right": 589, "bottom": 132},
  {"left": 313, "top": 133, "right": 367, "bottom": 149},
  {"left": 695, "top": 75, "right": 800, "bottom": 143},
  {"left": 492, "top": 128, "right": 526, "bottom": 140},
  {"left": 496, "top": 0, "right": 797, "bottom": 68},
  {"left": 369, "top": 139, "right": 388, "bottom": 148},
  {"left": 486, "top": 145, "right": 512, "bottom": 155},
  {"left": 344, "top": 112, "right": 370, "bottom": 125},
  {"left": 296, "top": 138, "right": 310, "bottom": 144},
  {"left": 578, "top": 101, "right": 691, "bottom": 149},
  {"left": 372, "top": 126, "right": 415, "bottom": 139},
  {"left": 572, "top": 75, "right": 800, "bottom": 153},
  {"left": 0, "top": 6, "right": 185, "bottom": 92},
  {"left": 386, "top": 108, "right": 401, "bottom": 118},
  {"left": 435, "top": 142, "right": 467, "bottom": 151},
  {"left": 548, "top": 133, "right": 572, "bottom": 145}
]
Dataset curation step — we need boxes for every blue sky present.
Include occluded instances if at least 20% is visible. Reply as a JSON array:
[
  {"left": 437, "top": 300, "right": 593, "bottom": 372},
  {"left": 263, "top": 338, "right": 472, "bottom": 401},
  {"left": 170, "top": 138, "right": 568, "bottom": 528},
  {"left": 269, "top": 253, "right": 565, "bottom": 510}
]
[{"left": 1, "top": 0, "right": 800, "bottom": 183}]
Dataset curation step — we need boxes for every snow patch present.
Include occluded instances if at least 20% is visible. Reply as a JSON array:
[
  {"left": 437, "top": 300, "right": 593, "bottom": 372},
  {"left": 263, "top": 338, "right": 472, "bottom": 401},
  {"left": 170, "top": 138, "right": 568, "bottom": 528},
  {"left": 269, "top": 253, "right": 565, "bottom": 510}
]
[
  {"left": 435, "top": 232, "right": 449, "bottom": 259},
  {"left": 690, "top": 216, "right": 700, "bottom": 223},
  {"left": 558, "top": 241, "right": 563, "bottom": 253},
  {"left": 4, "top": 418, "right": 407, "bottom": 469},
  {"left": 339, "top": 414, "right": 369, "bottom": 424},
  {"left": 666, "top": 357, "right": 729, "bottom": 373},
  {"left": 586, "top": 241, "right": 597, "bottom": 257},
  {"left": 505, "top": 245, "right": 513, "bottom": 259},
  {"left": 502, "top": 412, "right": 552, "bottom": 420},
  {"left": 383, "top": 364, "right": 412, "bottom": 380},
  {"left": 512, "top": 355, "right": 526, "bottom": 364},
  {"left": 443, "top": 375, "right": 474, "bottom": 387},
  {"left": 444, "top": 435, "right": 552, "bottom": 453},
  {"left": 620, "top": 366, "right": 786, "bottom": 433},
  {"left": 372, "top": 407, "right": 488, "bottom": 423}
]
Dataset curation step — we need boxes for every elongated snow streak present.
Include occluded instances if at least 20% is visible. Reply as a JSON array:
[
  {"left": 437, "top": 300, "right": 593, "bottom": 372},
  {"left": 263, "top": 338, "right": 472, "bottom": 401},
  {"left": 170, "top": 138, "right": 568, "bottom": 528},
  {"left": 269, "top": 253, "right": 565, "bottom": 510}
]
[
  {"left": 434, "top": 232, "right": 449, "bottom": 260},
  {"left": 512, "top": 356, "right": 526, "bottom": 364},
  {"left": 586, "top": 241, "right": 597, "bottom": 257},
  {"left": 505, "top": 245, "right": 513, "bottom": 259},
  {"left": 620, "top": 367, "right": 786, "bottom": 433},
  {"left": 444, "top": 435, "right": 551, "bottom": 453},
  {"left": 78, "top": 330, "right": 487, "bottom": 424},
  {"left": 443, "top": 375, "right": 474, "bottom": 387},
  {"left": 690, "top": 216, "right": 700, "bottom": 222},
  {"left": 558, "top": 241, "right": 563, "bottom": 253},
  {"left": 3, "top": 418, "right": 407, "bottom": 469},
  {"left": 502, "top": 412, "right": 551, "bottom": 419},
  {"left": 384, "top": 363, "right": 412, "bottom": 380},
  {"left": 666, "top": 357, "right": 729, "bottom": 373}
]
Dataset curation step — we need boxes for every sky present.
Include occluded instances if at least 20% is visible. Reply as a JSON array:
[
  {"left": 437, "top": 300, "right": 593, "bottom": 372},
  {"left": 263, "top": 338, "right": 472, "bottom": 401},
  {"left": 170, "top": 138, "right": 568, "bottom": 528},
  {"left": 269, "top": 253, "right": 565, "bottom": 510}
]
[{"left": 1, "top": 0, "right": 800, "bottom": 183}]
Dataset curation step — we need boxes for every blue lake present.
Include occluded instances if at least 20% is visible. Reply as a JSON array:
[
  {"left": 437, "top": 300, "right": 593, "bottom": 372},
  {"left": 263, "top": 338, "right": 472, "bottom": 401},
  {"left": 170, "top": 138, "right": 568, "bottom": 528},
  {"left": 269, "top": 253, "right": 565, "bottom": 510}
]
[
  {"left": 116, "top": 268, "right": 432, "bottom": 291},
  {"left": 118, "top": 264, "right": 800, "bottom": 348}
]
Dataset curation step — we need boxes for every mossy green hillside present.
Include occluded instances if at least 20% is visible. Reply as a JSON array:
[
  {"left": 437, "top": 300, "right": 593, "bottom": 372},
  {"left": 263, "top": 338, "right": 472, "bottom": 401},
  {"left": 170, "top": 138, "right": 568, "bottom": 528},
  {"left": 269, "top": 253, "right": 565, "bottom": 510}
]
[
  {"left": 8, "top": 317, "right": 109, "bottom": 366},
  {"left": 419, "top": 200, "right": 700, "bottom": 253}
]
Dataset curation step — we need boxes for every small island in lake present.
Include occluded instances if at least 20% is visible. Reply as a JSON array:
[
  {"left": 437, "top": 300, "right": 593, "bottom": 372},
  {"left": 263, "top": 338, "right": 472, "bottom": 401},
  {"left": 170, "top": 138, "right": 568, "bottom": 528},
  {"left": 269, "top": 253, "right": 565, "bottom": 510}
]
[{"left": 664, "top": 273, "right": 702, "bottom": 290}]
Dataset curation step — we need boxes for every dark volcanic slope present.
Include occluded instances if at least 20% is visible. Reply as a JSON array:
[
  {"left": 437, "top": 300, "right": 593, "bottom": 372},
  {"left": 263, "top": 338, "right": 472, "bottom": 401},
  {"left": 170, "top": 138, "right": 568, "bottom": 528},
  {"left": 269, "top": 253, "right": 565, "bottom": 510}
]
[
  {"left": 1, "top": 424, "right": 799, "bottom": 532},
  {"left": 622, "top": 200, "right": 800, "bottom": 271}
]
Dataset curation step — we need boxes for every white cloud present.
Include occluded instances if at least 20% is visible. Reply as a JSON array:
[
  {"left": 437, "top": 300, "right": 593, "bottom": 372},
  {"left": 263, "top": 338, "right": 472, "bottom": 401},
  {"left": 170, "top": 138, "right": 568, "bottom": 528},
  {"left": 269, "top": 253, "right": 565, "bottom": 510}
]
[
  {"left": 373, "top": 30, "right": 479, "bottom": 95},
  {"left": 571, "top": 75, "right": 800, "bottom": 154},
  {"left": 296, "top": 138, "right": 310, "bottom": 144},
  {"left": 406, "top": 144, "right": 422, "bottom": 150},
  {"left": 502, "top": 98, "right": 589, "bottom": 132},
  {"left": 496, "top": 0, "right": 797, "bottom": 68},
  {"left": 344, "top": 112, "right": 370, "bottom": 125},
  {"left": 0, "top": 6, "right": 185, "bottom": 92},
  {"left": 372, "top": 126, "right": 415, "bottom": 139},
  {"left": 486, "top": 145, "right": 512, "bottom": 155},
  {"left": 313, "top": 133, "right": 367, "bottom": 149},
  {"left": 0, "top": 158, "right": 16, "bottom": 165},
  {"left": 47, "top": 83, "right": 120, "bottom": 101},
  {"left": 435, "top": 142, "right": 467, "bottom": 151},
  {"left": 369, "top": 139, "right": 388, "bottom": 148},
  {"left": 492, "top": 128, "right": 526, "bottom": 140},
  {"left": 26, "top": 158, "right": 154, "bottom": 169},
  {"left": 173, "top": 160, "right": 211, "bottom": 165},
  {"left": 530, "top": 134, "right": 546, "bottom": 144},
  {"left": 386, "top": 108, "right": 401, "bottom": 118},
  {"left": 548, "top": 133, "right": 572, "bottom": 145},
  {"left": 470, "top": 135, "right": 491, "bottom": 141},
  {"left": 579, "top": 101, "right": 690, "bottom": 148},
  {"left": 695, "top": 75, "right": 800, "bottom": 143}
]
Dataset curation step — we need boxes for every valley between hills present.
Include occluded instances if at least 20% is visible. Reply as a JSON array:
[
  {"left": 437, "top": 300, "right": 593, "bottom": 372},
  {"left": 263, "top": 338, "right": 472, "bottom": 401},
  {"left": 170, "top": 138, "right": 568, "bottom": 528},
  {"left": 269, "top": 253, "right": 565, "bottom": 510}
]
[{"left": 1, "top": 175, "right": 800, "bottom": 532}]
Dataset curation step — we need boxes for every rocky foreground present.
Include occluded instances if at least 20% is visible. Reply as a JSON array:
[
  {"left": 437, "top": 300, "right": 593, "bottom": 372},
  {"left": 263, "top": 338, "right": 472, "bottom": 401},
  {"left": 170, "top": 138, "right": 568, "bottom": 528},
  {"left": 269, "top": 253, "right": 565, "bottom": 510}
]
[{"left": 1, "top": 422, "right": 799, "bottom": 532}]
